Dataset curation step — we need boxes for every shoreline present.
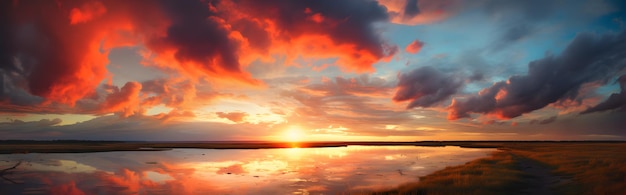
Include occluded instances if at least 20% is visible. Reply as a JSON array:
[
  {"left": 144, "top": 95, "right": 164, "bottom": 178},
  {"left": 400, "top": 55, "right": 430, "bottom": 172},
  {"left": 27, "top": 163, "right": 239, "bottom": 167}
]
[{"left": 1, "top": 140, "right": 624, "bottom": 154}]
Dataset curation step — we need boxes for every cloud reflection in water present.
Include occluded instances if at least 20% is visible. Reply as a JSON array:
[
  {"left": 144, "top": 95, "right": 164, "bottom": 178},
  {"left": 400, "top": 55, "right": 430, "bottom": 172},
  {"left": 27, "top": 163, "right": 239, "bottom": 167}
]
[{"left": 0, "top": 146, "right": 492, "bottom": 194}]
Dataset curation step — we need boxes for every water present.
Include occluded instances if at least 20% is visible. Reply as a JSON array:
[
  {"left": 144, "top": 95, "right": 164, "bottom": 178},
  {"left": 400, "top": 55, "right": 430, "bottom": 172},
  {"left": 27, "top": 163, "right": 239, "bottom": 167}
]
[{"left": 0, "top": 146, "right": 493, "bottom": 194}]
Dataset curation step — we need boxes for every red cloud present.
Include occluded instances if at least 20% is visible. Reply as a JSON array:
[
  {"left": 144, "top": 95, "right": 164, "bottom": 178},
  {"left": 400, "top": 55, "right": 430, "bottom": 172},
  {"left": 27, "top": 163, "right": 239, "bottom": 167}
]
[
  {"left": 10, "top": 2, "right": 111, "bottom": 105},
  {"left": 379, "top": 0, "right": 461, "bottom": 25},
  {"left": 1, "top": 0, "right": 154, "bottom": 106},
  {"left": 405, "top": 39, "right": 424, "bottom": 54},
  {"left": 0, "top": 0, "right": 398, "bottom": 116},
  {"left": 49, "top": 181, "right": 86, "bottom": 195},
  {"left": 69, "top": 1, "right": 107, "bottom": 25},
  {"left": 229, "top": 0, "right": 397, "bottom": 72},
  {"left": 216, "top": 112, "right": 248, "bottom": 123},
  {"left": 99, "top": 82, "right": 142, "bottom": 117}
]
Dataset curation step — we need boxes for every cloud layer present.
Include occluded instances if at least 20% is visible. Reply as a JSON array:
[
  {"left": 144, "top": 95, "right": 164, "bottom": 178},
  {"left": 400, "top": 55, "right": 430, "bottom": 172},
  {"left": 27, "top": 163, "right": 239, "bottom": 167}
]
[
  {"left": 449, "top": 32, "right": 626, "bottom": 119},
  {"left": 1, "top": 0, "right": 625, "bottom": 141},
  {"left": 581, "top": 75, "right": 626, "bottom": 114},
  {"left": 405, "top": 39, "right": 425, "bottom": 54},
  {"left": 394, "top": 66, "right": 463, "bottom": 108},
  {"left": 0, "top": 0, "right": 398, "bottom": 114}
]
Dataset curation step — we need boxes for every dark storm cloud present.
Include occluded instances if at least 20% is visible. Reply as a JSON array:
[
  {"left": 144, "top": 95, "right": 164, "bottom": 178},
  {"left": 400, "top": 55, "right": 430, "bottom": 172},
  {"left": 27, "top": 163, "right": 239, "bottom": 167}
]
[
  {"left": 0, "top": 0, "right": 397, "bottom": 113},
  {"left": 0, "top": 71, "right": 44, "bottom": 106},
  {"left": 149, "top": 0, "right": 241, "bottom": 72},
  {"left": 0, "top": 1, "right": 15, "bottom": 73},
  {"left": 0, "top": 0, "right": 160, "bottom": 105},
  {"left": 0, "top": 0, "right": 250, "bottom": 113},
  {"left": 450, "top": 31, "right": 626, "bottom": 119},
  {"left": 0, "top": 0, "right": 176, "bottom": 105},
  {"left": 394, "top": 66, "right": 464, "bottom": 108},
  {"left": 237, "top": 0, "right": 393, "bottom": 61},
  {"left": 379, "top": 0, "right": 463, "bottom": 25},
  {"left": 402, "top": 0, "right": 421, "bottom": 19},
  {"left": 581, "top": 75, "right": 626, "bottom": 114},
  {"left": 231, "top": 19, "right": 272, "bottom": 53},
  {"left": 0, "top": 0, "right": 99, "bottom": 104}
]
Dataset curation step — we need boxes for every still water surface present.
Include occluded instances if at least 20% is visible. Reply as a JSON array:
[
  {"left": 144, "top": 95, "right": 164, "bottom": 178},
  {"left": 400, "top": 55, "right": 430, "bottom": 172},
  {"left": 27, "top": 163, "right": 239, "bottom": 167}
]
[{"left": 0, "top": 146, "right": 493, "bottom": 194}]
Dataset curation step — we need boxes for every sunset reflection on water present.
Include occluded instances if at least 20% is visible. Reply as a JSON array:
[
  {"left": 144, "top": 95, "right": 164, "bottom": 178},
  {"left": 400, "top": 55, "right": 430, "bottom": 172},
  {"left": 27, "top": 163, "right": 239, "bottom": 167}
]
[{"left": 0, "top": 146, "right": 493, "bottom": 194}]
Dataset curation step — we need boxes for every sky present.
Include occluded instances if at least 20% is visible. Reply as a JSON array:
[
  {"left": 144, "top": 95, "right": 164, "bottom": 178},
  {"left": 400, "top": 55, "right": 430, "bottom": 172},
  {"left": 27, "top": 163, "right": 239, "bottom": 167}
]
[{"left": 0, "top": 0, "right": 625, "bottom": 141}]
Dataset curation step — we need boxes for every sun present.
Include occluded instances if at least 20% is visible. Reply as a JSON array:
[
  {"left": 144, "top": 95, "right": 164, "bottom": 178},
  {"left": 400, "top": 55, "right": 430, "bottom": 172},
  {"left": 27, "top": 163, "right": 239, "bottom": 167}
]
[{"left": 283, "top": 126, "right": 305, "bottom": 143}]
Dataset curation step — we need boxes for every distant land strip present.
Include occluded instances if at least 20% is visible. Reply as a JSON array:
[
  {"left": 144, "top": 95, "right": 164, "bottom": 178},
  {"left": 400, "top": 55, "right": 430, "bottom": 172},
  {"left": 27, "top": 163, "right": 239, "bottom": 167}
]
[{"left": 0, "top": 140, "right": 624, "bottom": 154}]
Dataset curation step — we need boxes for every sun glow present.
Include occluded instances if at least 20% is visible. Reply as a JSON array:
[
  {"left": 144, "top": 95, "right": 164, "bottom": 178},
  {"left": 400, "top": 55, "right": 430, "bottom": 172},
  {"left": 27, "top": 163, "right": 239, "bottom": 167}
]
[{"left": 283, "top": 126, "right": 305, "bottom": 143}]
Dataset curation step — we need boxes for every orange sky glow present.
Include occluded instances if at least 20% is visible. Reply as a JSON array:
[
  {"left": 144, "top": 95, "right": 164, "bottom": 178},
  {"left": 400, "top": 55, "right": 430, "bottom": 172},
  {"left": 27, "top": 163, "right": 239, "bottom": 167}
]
[{"left": 0, "top": 0, "right": 625, "bottom": 141}]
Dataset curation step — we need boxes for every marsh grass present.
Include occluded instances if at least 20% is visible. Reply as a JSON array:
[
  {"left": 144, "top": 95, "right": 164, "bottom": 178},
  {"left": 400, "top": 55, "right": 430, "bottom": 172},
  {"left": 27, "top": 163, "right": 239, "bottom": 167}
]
[
  {"left": 372, "top": 151, "right": 531, "bottom": 195},
  {"left": 510, "top": 143, "right": 626, "bottom": 194},
  {"left": 373, "top": 143, "right": 626, "bottom": 195}
]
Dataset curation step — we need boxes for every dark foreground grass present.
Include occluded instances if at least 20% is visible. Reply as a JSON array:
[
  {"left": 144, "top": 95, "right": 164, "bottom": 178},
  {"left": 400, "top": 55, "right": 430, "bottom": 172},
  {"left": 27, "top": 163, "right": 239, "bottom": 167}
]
[
  {"left": 509, "top": 143, "right": 626, "bottom": 194},
  {"left": 373, "top": 142, "right": 626, "bottom": 195},
  {"left": 373, "top": 151, "right": 532, "bottom": 195}
]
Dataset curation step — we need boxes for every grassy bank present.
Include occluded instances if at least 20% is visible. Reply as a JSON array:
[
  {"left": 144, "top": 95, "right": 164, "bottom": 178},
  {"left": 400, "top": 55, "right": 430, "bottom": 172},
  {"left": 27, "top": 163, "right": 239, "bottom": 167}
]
[
  {"left": 510, "top": 143, "right": 626, "bottom": 194},
  {"left": 374, "top": 143, "right": 626, "bottom": 195},
  {"left": 373, "top": 151, "right": 532, "bottom": 195}
]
